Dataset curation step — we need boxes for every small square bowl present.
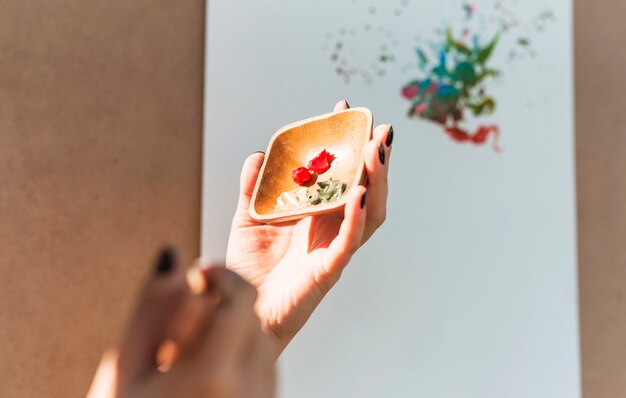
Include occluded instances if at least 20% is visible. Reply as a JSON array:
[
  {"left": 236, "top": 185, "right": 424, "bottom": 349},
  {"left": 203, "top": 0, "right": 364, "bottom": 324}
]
[{"left": 249, "top": 107, "right": 373, "bottom": 223}]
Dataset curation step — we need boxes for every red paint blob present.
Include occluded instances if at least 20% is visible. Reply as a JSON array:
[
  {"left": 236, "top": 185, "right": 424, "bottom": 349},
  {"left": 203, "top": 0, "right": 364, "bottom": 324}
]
[
  {"left": 402, "top": 84, "right": 419, "bottom": 99},
  {"left": 307, "top": 149, "right": 336, "bottom": 174},
  {"left": 445, "top": 126, "right": 471, "bottom": 142},
  {"left": 292, "top": 167, "right": 313, "bottom": 186},
  {"left": 445, "top": 125, "right": 502, "bottom": 152}
]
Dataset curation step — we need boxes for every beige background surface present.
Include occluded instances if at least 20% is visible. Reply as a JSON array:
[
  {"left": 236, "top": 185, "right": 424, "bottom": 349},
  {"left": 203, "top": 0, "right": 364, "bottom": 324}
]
[
  {"left": 0, "top": 1, "right": 624, "bottom": 397},
  {"left": 0, "top": 1, "right": 205, "bottom": 397},
  {"left": 575, "top": 1, "right": 626, "bottom": 397}
]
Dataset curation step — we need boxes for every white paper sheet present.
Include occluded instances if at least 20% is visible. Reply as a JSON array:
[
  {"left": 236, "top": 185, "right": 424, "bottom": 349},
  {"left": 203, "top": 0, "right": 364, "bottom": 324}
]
[{"left": 203, "top": 1, "right": 579, "bottom": 397}]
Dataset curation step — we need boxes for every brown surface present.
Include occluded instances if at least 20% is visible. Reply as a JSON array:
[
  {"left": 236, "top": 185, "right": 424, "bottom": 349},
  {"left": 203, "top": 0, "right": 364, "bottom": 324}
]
[
  {"left": 0, "top": 2, "right": 205, "bottom": 397},
  {"left": 1, "top": 0, "right": 626, "bottom": 397},
  {"left": 575, "top": 0, "right": 626, "bottom": 397},
  {"left": 251, "top": 108, "right": 372, "bottom": 223}
]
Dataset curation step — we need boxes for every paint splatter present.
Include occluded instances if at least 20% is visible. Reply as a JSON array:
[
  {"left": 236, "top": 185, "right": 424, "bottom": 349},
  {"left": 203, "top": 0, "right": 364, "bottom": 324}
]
[
  {"left": 326, "top": 20, "right": 398, "bottom": 85},
  {"left": 446, "top": 125, "right": 501, "bottom": 152},
  {"left": 463, "top": 3, "right": 477, "bottom": 20},
  {"left": 325, "top": 0, "right": 557, "bottom": 151},
  {"left": 399, "top": 2, "right": 556, "bottom": 151},
  {"left": 323, "top": 0, "right": 417, "bottom": 85},
  {"left": 402, "top": 27, "right": 502, "bottom": 151}
]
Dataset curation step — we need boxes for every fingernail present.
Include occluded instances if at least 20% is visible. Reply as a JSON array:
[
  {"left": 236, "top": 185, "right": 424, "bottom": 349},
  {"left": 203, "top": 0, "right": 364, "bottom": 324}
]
[
  {"left": 155, "top": 247, "right": 176, "bottom": 276},
  {"left": 186, "top": 266, "right": 206, "bottom": 294},
  {"left": 344, "top": 100, "right": 350, "bottom": 109},
  {"left": 378, "top": 143, "right": 385, "bottom": 165},
  {"left": 360, "top": 192, "right": 367, "bottom": 209},
  {"left": 156, "top": 339, "right": 179, "bottom": 373},
  {"left": 385, "top": 125, "right": 394, "bottom": 147},
  {"left": 253, "top": 151, "right": 265, "bottom": 155}
]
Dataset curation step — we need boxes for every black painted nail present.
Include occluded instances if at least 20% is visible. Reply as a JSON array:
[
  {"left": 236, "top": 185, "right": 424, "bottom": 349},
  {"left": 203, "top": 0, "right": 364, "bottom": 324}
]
[
  {"left": 385, "top": 125, "right": 394, "bottom": 147},
  {"left": 360, "top": 192, "right": 367, "bottom": 209},
  {"left": 378, "top": 143, "right": 385, "bottom": 165},
  {"left": 344, "top": 100, "right": 350, "bottom": 109},
  {"left": 155, "top": 248, "right": 176, "bottom": 276}
]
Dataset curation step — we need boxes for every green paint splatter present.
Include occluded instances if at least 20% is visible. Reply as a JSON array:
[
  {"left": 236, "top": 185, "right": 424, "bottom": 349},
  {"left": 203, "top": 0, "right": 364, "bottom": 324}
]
[
  {"left": 308, "top": 180, "right": 347, "bottom": 205},
  {"left": 401, "top": 28, "right": 501, "bottom": 126}
]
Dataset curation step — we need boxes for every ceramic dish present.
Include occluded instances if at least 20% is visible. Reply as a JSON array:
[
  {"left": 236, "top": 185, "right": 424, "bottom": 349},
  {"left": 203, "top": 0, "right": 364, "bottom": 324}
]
[{"left": 249, "top": 107, "right": 373, "bottom": 223}]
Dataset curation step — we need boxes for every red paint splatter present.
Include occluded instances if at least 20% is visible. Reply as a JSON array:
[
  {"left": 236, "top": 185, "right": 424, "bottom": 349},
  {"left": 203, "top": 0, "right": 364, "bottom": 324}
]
[
  {"left": 414, "top": 103, "right": 427, "bottom": 115},
  {"left": 402, "top": 84, "right": 419, "bottom": 99},
  {"left": 445, "top": 125, "right": 502, "bottom": 153},
  {"left": 445, "top": 126, "right": 471, "bottom": 142},
  {"left": 292, "top": 167, "right": 314, "bottom": 186},
  {"left": 307, "top": 149, "right": 336, "bottom": 174},
  {"left": 292, "top": 149, "right": 336, "bottom": 186}
]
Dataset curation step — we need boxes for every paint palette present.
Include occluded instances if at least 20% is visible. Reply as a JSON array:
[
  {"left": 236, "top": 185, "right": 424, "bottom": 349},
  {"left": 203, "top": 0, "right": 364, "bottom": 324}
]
[{"left": 249, "top": 107, "right": 373, "bottom": 223}]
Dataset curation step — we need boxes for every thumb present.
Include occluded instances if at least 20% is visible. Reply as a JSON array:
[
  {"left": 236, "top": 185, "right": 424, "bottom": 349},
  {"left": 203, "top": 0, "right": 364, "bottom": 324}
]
[
  {"left": 320, "top": 186, "right": 367, "bottom": 281},
  {"left": 236, "top": 152, "right": 265, "bottom": 214},
  {"left": 117, "top": 248, "right": 187, "bottom": 382}
]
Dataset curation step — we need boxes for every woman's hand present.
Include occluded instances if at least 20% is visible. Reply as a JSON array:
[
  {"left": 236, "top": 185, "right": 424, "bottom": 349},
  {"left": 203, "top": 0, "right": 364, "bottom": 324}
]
[
  {"left": 87, "top": 249, "right": 276, "bottom": 398},
  {"left": 226, "top": 101, "right": 393, "bottom": 355}
]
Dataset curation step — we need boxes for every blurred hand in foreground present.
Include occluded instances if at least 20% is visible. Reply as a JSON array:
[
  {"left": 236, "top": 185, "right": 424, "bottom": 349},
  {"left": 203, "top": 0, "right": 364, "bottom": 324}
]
[{"left": 87, "top": 249, "right": 276, "bottom": 398}]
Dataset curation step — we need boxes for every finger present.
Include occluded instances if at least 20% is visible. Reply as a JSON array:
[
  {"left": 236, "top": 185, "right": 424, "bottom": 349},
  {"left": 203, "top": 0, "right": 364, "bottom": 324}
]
[
  {"left": 118, "top": 248, "right": 188, "bottom": 381},
  {"left": 235, "top": 152, "right": 265, "bottom": 215},
  {"left": 196, "top": 267, "right": 260, "bottom": 367},
  {"left": 157, "top": 264, "right": 222, "bottom": 368},
  {"left": 373, "top": 123, "right": 393, "bottom": 161},
  {"left": 156, "top": 261, "right": 239, "bottom": 371},
  {"left": 321, "top": 186, "right": 367, "bottom": 282},
  {"left": 333, "top": 99, "right": 350, "bottom": 112},
  {"left": 362, "top": 124, "right": 392, "bottom": 243}
]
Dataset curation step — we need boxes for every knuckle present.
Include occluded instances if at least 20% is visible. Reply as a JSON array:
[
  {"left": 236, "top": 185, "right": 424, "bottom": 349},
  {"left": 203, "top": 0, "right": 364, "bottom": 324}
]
[
  {"left": 348, "top": 238, "right": 361, "bottom": 254},
  {"left": 379, "top": 211, "right": 387, "bottom": 224},
  {"left": 316, "top": 270, "right": 342, "bottom": 294},
  {"left": 372, "top": 211, "right": 386, "bottom": 227}
]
